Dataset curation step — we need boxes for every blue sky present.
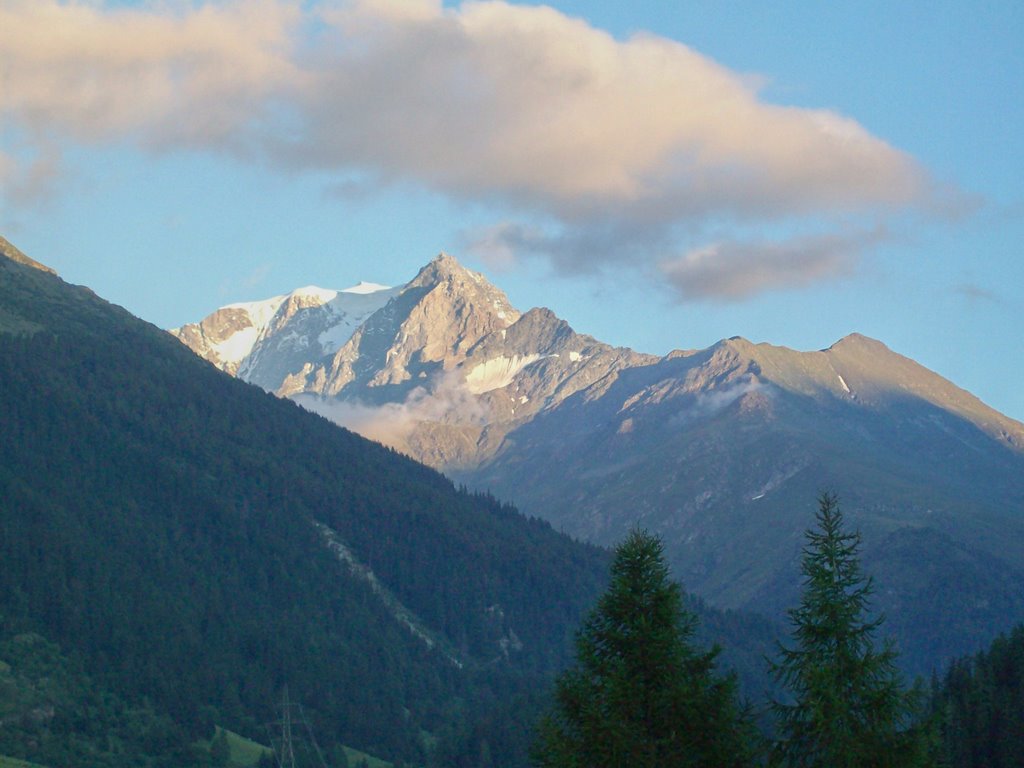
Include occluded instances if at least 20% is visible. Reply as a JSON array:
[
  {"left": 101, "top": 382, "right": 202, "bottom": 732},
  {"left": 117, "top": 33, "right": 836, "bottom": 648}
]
[{"left": 2, "top": 0, "right": 1022, "bottom": 421}]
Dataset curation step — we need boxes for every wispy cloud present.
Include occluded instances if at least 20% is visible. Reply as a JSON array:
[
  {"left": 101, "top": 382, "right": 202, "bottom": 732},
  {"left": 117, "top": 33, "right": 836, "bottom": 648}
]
[
  {"left": 954, "top": 282, "right": 1002, "bottom": 306},
  {"left": 1, "top": 0, "right": 952, "bottom": 297},
  {"left": 240, "top": 262, "right": 273, "bottom": 290},
  {"left": 667, "top": 378, "right": 767, "bottom": 427},
  {"left": 217, "top": 262, "right": 273, "bottom": 300},
  {"left": 658, "top": 229, "right": 884, "bottom": 301},
  {"left": 294, "top": 369, "right": 489, "bottom": 452},
  {"left": 0, "top": 142, "right": 64, "bottom": 207}
]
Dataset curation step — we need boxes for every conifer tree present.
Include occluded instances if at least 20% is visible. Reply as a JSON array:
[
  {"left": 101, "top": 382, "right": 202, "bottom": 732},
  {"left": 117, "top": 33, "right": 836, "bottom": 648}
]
[
  {"left": 533, "top": 528, "right": 754, "bottom": 767},
  {"left": 770, "top": 492, "right": 927, "bottom": 767}
]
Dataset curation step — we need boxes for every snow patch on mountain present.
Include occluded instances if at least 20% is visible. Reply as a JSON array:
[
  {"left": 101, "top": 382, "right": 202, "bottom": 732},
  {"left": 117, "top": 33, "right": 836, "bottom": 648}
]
[
  {"left": 212, "top": 327, "right": 260, "bottom": 366},
  {"left": 344, "top": 281, "right": 391, "bottom": 295},
  {"left": 292, "top": 285, "right": 339, "bottom": 304},
  {"left": 179, "top": 281, "right": 401, "bottom": 376},
  {"left": 464, "top": 354, "right": 546, "bottom": 394},
  {"left": 318, "top": 283, "right": 402, "bottom": 354},
  {"left": 214, "top": 288, "right": 331, "bottom": 368},
  {"left": 224, "top": 293, "right": 289, "bottom": 329}
]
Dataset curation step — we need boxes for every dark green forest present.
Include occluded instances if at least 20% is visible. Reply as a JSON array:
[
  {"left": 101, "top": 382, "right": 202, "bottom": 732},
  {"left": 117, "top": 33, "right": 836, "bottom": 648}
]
[
  {"left": 534, "top": 504, "right": 1024, "bottom": 768},
  {"left": 0, "top": 628, "right": 212, "bottom": 768},
  {"left": 930, "top": 624, "right": 1024, "bottom": 767},
  {"left": 534, "top": 530, "right": 757, "bottom": 767}
]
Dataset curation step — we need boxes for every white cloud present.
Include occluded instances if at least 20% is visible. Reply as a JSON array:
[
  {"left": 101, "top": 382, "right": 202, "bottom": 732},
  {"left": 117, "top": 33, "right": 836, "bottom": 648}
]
[
  {"left": 292, "top": 1, "right": 929, "bottom": 219},
  {"left": 0, "top": 1, "right": 947, "bottom": 297},
  {"left": 0, "top": 0, "right": 302, "bottom": 146}
]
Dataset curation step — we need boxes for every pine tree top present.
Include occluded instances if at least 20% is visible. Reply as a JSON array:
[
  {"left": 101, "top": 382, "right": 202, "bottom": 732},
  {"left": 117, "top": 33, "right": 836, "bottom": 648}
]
[{"left": 769, "top": 493, "right": 926, "bottom": 768}]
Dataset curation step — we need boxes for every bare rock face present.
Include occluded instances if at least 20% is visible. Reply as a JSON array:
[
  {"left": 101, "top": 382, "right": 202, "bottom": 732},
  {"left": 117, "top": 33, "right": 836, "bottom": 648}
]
[
  {"left": 0, "top": 235, "right": 57, "bottom": 275},
  {"left": 171, "top": 307, "right": 254, "bottom": 375},
  {"left": 172, "top": 253, "right": 1024, "bottom": 474},
  {"left": 316, "top": 253, "right": 523, "bottom": 401},
  {"left": 172, "top": 253, "right": 655, "bottom": 467}
]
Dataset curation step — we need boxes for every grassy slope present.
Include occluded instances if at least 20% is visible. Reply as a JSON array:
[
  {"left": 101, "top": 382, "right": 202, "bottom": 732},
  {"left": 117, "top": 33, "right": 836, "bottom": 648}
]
[
  {"left": 199, "top": 728, "right": 393, "bottom": 768},
  {"left": 0, "top": 758, "right": 48, "bottom": 768}
]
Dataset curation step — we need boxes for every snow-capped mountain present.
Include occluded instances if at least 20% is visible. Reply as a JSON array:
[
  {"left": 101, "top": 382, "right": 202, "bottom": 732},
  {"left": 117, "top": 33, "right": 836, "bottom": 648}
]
[
  {"left": 174, "top": 252, "right": 1024, "bottom": 674},
  {"left": 171, "top": 281, "right": 400, "bottom": 386},
  {"left": 176, "top": 254, "right": 654, "bottom": 466}
]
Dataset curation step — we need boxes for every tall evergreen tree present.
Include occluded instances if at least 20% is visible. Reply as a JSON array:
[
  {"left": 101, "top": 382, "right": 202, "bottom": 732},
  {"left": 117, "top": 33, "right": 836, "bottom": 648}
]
[
  {"left": 533, "top": 529, "right": 754, "bottom": 767},
  {"left": 770, "top": 492, "right": 926, "bottom": 767}
]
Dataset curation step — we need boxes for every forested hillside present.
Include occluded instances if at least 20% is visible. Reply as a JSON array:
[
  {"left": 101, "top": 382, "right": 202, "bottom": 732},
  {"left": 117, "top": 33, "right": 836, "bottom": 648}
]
[
  {"left": 0, "top": 248, "right": 777, "bottom": 766},
  {"left": 0, "top": 629, "right": 190, "bottom": 768},
  {"left": 0, "top": 251, "right": 609, "bottom": 764}
]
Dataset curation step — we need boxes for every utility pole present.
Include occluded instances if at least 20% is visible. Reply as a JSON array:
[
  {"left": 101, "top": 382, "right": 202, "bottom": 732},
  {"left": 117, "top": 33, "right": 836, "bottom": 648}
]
[{"left": 267, "top": 685, "right": 330, "bottom": 768}]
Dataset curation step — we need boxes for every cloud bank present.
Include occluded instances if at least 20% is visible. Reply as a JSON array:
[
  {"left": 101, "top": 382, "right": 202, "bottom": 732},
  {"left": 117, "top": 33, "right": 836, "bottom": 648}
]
[
  {"left": 293, "top": 370, "right": 489, "bottom": 451},
  {"left": 0, "top": 0, "right": 944, "bottom": 298}
]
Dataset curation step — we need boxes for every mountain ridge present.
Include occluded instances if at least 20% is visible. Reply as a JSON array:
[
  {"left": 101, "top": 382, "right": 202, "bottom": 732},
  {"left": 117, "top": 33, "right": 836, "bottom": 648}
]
[
  {"left": 172, "top": 251, "right": 1024, "bottom": 674},
  {"left": 174, "top": 253, "right": 1024, "bottom": 454},
  {"left": 0, "top": 236, "right": 56, "bottom": 276}
]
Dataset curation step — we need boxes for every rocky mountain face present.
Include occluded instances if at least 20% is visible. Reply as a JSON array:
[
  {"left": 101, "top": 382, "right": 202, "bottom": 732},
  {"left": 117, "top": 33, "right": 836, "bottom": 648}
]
[
  {"left": 173, "top": 254, "right": 655, "bottom": 468},
  {"left": 0, "top": 235, "right": 57, "bottom": 275},
  {"left": 175, "top": 253, "right": 1024, "bottom": 673}
]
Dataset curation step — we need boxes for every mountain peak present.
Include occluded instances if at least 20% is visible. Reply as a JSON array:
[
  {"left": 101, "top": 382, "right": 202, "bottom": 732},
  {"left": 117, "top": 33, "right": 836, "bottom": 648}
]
[
  {"left": 0, "top": 235, "right": 58, "bottom": 275},
  {"left": 428, "top": 251, "right": 463, "bottom": 271},
  {"left": 411, "top": 252, "right": 484, "bottom": 287},
  {"left": 826, "top": 332, "right": 889, "bottom": 353}
]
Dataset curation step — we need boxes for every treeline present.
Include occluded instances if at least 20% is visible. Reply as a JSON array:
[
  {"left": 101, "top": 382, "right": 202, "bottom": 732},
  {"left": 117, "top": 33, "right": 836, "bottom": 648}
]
[{"left": 930, "top": 623, "right": 1024, "bottom": 767}]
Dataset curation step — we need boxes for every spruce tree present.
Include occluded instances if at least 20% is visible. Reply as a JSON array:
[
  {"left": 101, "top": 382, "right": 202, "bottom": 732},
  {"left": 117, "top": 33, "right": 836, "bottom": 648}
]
[
  {"left": 770, "top": 492, "right": 926, "bottom": 767},
  {"left": 533, "top": 528, "right": 754, "bottom": 767}
]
